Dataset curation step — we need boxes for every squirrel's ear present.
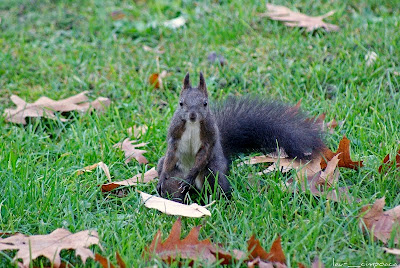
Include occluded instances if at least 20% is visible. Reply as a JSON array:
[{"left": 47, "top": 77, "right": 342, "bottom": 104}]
[
  {"left": 198, "top": 72, "right": 207, "bottom": 95},
  {"left": 183, "top": 72, "right": 191, "bottom": 90}
]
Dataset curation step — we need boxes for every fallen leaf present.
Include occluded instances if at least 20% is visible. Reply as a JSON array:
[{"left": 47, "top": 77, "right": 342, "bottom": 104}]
[
  {"left": 0, "top": 229, "right": 101, "bottom": 267},
  {"left": 360, "top": 197, "right": 400, "bottom": 244},
  {"left": 248, "top": 236, "right": 286, "bottom": 264},
  {"left": 140, "top": 191, "right": 212, "bottom": 218},
  {"left": 365, "top": 51, "right": 378, "bottom": 66},
  {"left": 320, "top": 136, "right": 363, "bottom": 170},
  {"left": 127, "top": 125, "right": 148, "bottom": 138},
  {"left": 261, "top": 4, "right": 339, "bottom": 32},
  {"left": 312, "top": 257, "right": 325, "bottom": 268},
  {"left": 4, "top": 91, "right": 110, "bottom": 124},
  {"left": 143, "top": 45, "right": 165, "bottom": 54},
  {"left": 111, "top": 11, "right": 125, "bottom": 20},
  {"left": 383, "top": 247, "right": 400, "bottom": 256},
  {"left": 148, "top": 70, "right": 167, "bottom": 89},
  {"left": 144, "top": 218, "right": 229, "bottom": 264},
  {"left": 163, "top": 16, "right": 186, "bottom": 29},
  {"left": 76, "top": 162, "right": 111, "bottom": 182},
  {"left": 101, "top": 167, "right": 158, "bottom": 192},
  {"left": 378, "top": 149, "right": 400, "bottom": 173},
  {"left": 243, "top": 154, "right": 322, "bottom": 179},
  {"left": 113, "top": 138, "right": 148, "bottom": 164},
  {"left": 95, "top": 252, "right": 126, "bottom": 268},
  {"left": 316, "top": 154, "right": 340, "bottom": 188}
]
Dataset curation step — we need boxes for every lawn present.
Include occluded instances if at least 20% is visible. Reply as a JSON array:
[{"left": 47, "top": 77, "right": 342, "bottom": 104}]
[{"left": 0, "top": 0, "right": 399, "bottom": 267}]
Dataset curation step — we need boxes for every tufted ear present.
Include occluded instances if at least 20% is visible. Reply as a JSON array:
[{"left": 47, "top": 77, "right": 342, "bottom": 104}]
[
  {"left": 198, "top": 72, "right": 207, "bottom": 95},
  {"left": 182, "top": 72, "right": 191, "bottom": 90}
]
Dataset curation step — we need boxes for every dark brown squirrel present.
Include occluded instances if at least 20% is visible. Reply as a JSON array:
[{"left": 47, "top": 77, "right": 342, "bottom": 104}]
[{"left": 156, "top": 72, "right": 324, "bottom": 202}]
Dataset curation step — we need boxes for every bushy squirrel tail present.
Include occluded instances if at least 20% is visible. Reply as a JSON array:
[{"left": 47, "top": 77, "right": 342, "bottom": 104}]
[{"left": 212, "top": 96, "right": 324, "bottom": 160}]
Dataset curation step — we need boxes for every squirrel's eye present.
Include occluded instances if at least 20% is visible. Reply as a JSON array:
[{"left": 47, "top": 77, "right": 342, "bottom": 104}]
[
  {"left": 179, "top": 101, "right": 183, "bottom": 106},
  {"left": 203, "top": 101, "right": 208, "bottom": 107}
]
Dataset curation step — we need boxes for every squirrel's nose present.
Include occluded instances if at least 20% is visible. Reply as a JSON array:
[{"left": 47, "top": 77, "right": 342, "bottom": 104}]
[{"left": 189, "top": 112, "right": 197, "bottom": 122}]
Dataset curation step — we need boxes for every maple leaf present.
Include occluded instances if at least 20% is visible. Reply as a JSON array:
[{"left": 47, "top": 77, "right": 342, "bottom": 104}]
[
  {"left": 144, "top": 218, "right": 230, "bottom": 265},
  {"left": 101, "top": 168, "right": 158, "bottom": 192},
  {"left": 261, "top": 4, "right": 339, "bottom": 32},
  {"left": 247, "top": 235, "right": 286, "bottom": 264},
  {"left": 360, "top": 197, "right": 400, "bottom": 244},
  {"left": 320, "top": 136, "right": 363, "bottom": 170},
  {"left": 378, "top": 149, "right": 400, "bottom": 173},
  {"left": 0, "top": 228, "right": 101, "bottom": 268},
  {"left": 4, "top": 91, "right": 110, "bottom": 124},
  {"left": 140, "top": 191, "right": 212, "bottom": 218},
  {"left": 113, "top": 138, "right": 148, "bottom": 164}
]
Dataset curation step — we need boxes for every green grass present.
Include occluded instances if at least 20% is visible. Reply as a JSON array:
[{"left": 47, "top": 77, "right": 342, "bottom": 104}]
[{"left": 1, "top": 0, "right": 400, "bottom": 267}]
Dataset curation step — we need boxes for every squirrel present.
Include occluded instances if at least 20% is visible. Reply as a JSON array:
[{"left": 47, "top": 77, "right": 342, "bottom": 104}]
[{"left": 156, "top": 72, "right": 324, "bottom": 202}]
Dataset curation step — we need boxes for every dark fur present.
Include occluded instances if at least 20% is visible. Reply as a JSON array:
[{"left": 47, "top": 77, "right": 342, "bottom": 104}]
[
  {"left": 157, "top": 73, "right": 324, "bottom": 202},
  {"left": 213, "top": 96, "right": 324, "bottom": 159}
]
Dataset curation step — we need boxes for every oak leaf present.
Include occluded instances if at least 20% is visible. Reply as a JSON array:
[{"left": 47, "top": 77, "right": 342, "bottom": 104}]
[
  {"left": 127, "top": 125, "right": 148, "bottom": 138},
  {"left": 320, "top": 136, "right": 363, "bottom": 170},
  {"left": 0, "top": 228, "right": 101, "bottom": 268},
  {"left": 4, "top": 91, "right": 110, "bottom": 124},
  {"left": 144, "top": 218, "right": 229, "bottom": 264},
  {"left": 378, "top": 149, "right": 400, "bottom": 173},
  {"left": 140, "top": 191, "right": 212, "bottom": 218},
  {"left": 95, "top": 252, "right": 126, "bottom": 268},
  {"left": 360, "top": 197, "right": 400, "bottom": 244},
  {"left": 248, "top": 235, "right": 286, "bottom": 264},
  {"left": 113, "top": 138, "right": 148, "bottom": 164},
  {"left": 261, "top": 4, "right": 339, "bottom": 32},
  {"left": 101, "top": 168, "right": 158, "bottom": 192}
]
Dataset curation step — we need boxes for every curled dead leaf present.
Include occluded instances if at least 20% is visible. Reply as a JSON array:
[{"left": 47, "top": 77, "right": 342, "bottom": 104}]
[
  {"left": 261, "top": 4, "right": 339, "bottom": 32},
  {"left": 101, "top": 167, "right": 158, "bottom": 192},
  {"left": 140, "top": 191, "right": 212, "bottom": 218}
]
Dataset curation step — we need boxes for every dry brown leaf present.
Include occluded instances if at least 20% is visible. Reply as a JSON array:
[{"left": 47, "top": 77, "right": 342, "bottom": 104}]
[
  {"left": 291, "top": 155, "right": 352, "bottom": 202},
  {"left": 262, "top": 4, "right": 339, "bottom": 32},
  {"left": 312, "top": 257, "right": 325, "bottom": 268},
  {"left": 247, "top": 235, "right": 286, "bottom": 264},
  {"left": 163, "top": 16, "right": 186, "bottom": 29},
  {"left": 140, "top": 191, "right": 212, "bottom": 218},
  {"left": 378, "top": 149, "right": 400, "bottom": 173},
  {"left": 143, "top": 45, "right": 165, "bottom": 54},
  {"left": 144, "top": 218, "right": 230, "bottom": 265},
  {"left": 113, "top": 138, "right": 148, "bottom": 164},
  {"left": 244, "top": 154, "right": 322, "bottom": 180},
  {"left": 4, "top": 92, "right": 110, "bottom": 124},
  {"left": 316, "top": 154, "right": 340, "bottom": 188},
  {"left": 383, "top": 247, "right": 400, "bottom": 255},
  {"left": 127, "top": 125, "right": 148, "bottom": 138},
  {"left": 320, "top": 136, "right": 363, "bottom": 170},
  {"left": 101, "top": 167, "right": 158, "bottom": 192},
  {"left": 111, "top": 11, "right": 125, "bottom": 20},
  {"left": 360, "top": 197, "right": 400, "bottom": 244},
  {"left": 148, "top": 70, "right": 167, "bottom": 89},
  {"left": 0, "top": 229, "right": 101, "bottom": 268},
  {"left": 95, "top": 252, "right": 126, "bottom": 268},
  {"left": 76, "top": 162, "right": 111, "bottom": 182}
]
